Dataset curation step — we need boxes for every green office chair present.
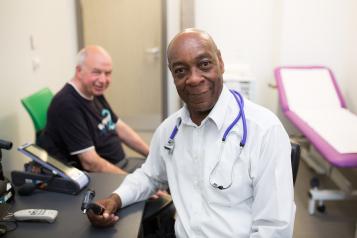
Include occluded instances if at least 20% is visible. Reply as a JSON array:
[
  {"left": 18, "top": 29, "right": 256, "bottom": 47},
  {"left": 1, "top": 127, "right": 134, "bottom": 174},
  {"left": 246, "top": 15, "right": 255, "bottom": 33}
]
[{"left": 21, "top": 88, "right": 53, "bottom": 143}]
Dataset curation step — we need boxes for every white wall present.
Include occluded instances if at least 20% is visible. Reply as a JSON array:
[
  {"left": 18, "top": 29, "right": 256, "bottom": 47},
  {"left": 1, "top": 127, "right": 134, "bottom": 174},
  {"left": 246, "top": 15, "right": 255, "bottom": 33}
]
[
  {"left": 194, "top": 0, "right": 357, "bottom": 118},
  {"left": 166, "top": 0, "right": 182, "bottom": 115},
  {"left": 0, "top": 0, "right": 78, "bottom": 174},
  {"left": 195, "top": 0, "right": 281, "bottom": 109}
]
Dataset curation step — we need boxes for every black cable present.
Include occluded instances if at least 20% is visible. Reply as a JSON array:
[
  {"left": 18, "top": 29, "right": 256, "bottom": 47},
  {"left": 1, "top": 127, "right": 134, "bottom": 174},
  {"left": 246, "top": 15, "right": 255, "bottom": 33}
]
[{"left": 0, "top": 219, "right": 18, "bottom": 233}]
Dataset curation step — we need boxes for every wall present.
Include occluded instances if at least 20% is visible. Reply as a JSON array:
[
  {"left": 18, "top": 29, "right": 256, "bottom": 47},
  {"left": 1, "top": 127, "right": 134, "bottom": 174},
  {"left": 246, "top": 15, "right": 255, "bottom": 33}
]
[
  {"left": 194, "top": 0, "right": 357, "bottom": 119},
  {"left": 194, "top": 0, "right": 281, "bottom": 109},
  {"left": 0, "top": 0, "right": 78, "bottom": 175},
  {"left": 279, "top": 0, "right": 357, "bottom": 114},
  {"left": 166, "top": 0, "right": 182, "bottom": 115},
  {"left": 1, "top": 0, "right": 356, "bottom": 172}
]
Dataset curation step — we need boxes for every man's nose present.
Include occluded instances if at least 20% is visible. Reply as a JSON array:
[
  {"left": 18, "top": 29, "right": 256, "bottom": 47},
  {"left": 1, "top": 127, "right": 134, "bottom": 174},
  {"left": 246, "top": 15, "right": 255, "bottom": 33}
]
[
  {"left": 98, "top": 72, "right": 107, "bottom": 82},
  {"left": 186, "top": 68, "right": 203, "bottom": 85}
]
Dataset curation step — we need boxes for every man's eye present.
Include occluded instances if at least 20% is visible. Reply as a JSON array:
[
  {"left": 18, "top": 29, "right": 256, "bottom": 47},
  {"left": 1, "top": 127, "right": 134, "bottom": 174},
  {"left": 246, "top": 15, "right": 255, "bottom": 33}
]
[
  {"left": 174, "top": 68, "right": 186, "bottom": 77},
  {"left": 92, "top": 70, "right": 101, "bottom": 75},
  {"left": 199, "top": 61, "right": 211, "bottom": 69},
  {"left": 174, "top": 68, "right": 184, "bottom": 74}
]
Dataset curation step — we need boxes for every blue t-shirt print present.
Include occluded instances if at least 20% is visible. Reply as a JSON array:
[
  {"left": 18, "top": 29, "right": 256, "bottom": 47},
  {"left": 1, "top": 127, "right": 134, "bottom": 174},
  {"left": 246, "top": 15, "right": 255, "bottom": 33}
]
[{"left": 97, "top": 109, "right": 116, "bottom": 133}]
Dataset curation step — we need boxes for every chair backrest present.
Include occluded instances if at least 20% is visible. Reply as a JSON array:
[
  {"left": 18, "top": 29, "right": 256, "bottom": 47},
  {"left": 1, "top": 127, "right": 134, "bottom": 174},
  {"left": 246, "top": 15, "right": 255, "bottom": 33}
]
[
  {"left": 21, "top": 88, "right": 53, "bottom": 135},
  {"left": 291, "top": 142, "right": 301, "bottom": 185}
]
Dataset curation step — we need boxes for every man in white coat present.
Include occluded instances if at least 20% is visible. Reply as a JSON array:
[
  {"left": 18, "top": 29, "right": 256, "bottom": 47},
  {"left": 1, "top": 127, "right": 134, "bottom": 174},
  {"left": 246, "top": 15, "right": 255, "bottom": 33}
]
[{"left": 87, "top": 28, "right": 296, "bottom": 238}]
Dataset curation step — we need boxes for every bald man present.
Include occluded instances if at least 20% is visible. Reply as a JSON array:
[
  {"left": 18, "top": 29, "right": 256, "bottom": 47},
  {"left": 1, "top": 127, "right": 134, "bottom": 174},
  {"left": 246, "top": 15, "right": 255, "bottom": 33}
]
[
  {"left": 87, "top": 30, "right": 295, "bottom": 237},
  {"left": 39, "top": 45, "right": 149, "bottom": 174}
]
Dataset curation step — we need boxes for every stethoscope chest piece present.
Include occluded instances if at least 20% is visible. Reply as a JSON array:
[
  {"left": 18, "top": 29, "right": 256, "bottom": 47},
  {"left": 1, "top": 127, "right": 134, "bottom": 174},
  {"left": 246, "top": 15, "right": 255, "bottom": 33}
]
[
  {"left": 164, "top": 118, "right": 182, "bottom": 155},
  {"left": 164, "top": 139, "right": 175, "bottom": 154}
]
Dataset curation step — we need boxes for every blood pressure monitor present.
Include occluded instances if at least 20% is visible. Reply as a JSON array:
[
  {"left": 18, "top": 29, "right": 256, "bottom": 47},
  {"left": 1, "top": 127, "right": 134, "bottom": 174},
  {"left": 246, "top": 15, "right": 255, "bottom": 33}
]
[{"left": 15, "top": 143, "right": 89, "bottom": 194}]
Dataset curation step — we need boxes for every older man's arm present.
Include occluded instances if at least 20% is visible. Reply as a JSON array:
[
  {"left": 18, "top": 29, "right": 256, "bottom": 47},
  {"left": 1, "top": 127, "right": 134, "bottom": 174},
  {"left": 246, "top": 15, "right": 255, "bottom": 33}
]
[
  {"left": 77, "top": 149, "right": 127, "bottom": 175},
  {"left": 116, "top": 120, "right": 149, "bottom": 157}
]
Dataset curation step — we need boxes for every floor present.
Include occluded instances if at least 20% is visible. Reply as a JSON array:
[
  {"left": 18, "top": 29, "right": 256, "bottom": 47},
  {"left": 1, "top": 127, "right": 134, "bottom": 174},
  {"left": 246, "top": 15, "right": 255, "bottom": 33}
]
[{"left": 293, "top": 160, "right": 357, "bottom": 238}]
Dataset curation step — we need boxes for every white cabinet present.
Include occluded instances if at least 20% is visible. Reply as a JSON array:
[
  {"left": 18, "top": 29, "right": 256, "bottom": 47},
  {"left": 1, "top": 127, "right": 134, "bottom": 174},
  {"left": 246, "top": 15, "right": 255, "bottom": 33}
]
[{"left": 223, "top": 64, "right": 255, "bottom": 101}]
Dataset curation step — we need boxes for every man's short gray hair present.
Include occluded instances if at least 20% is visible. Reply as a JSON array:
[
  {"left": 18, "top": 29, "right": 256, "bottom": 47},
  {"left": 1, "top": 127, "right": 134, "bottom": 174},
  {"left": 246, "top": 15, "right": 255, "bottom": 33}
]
[{"left": 76, "top": 48, "right": 87, "bottom": 67}]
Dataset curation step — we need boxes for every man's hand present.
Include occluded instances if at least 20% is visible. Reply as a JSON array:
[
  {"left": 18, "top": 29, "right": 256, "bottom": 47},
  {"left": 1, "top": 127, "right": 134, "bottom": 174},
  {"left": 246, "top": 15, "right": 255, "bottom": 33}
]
[
  {"left": 150, "top": 189, "right": 169, "bottom": 200},
  {"left": 87, "top": 193, "right": 122, "bottom": 227}
]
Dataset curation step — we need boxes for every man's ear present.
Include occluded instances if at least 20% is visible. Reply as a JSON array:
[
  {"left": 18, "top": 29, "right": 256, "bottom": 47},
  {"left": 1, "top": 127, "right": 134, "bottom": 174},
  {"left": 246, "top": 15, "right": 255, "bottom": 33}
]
[
  {"left": 75, "top": 65, "right": 82, "bottom": 77},
  {"left": 216, "top": 50, "right": 224, "bottom": 74}
]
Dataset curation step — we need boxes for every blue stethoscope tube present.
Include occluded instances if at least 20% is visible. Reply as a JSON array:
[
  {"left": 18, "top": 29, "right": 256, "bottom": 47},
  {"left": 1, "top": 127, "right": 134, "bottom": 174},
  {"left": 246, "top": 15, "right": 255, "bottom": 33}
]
[
  {"left": 223, "top": 90, "right": 247, "bottom": 146},
  {"left": 164, "top": 90, "right": 248, "bottom": 190}
]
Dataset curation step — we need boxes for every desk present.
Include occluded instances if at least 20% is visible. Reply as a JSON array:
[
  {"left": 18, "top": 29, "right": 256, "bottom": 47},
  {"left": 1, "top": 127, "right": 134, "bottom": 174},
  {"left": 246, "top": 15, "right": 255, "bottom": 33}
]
[{"left": 7, "top": 173, "right": 145, "bottom": 238}]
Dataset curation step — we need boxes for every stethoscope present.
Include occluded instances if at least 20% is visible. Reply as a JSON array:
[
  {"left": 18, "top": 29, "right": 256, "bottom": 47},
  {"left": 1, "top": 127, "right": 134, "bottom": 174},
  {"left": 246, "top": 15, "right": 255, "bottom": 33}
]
[{"left": 164, "top": 90, "right": 247, "bottom": 190}]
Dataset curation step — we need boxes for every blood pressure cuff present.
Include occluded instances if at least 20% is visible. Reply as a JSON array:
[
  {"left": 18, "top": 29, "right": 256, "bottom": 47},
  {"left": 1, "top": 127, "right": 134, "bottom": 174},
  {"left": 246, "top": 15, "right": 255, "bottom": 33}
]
[{"left": 24, "top": 161, "right": 53, "bottom": 175}]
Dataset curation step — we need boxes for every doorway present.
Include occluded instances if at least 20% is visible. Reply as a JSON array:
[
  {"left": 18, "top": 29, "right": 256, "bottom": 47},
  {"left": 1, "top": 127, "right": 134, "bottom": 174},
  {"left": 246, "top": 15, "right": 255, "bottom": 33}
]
[
  {"left": 78, "top": 0, "right": 166, "bottom": 156},
  {"left": 78, "top": 0, "right": 166, "bottom": 133}
]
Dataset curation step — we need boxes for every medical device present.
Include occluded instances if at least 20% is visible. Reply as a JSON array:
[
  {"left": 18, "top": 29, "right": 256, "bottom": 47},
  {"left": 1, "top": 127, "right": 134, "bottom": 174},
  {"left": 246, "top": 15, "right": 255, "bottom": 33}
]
[
  {"left": 13, "top": 143, "right": 89, "bottom": 195},
  {"left": 0, "top": 139, "right": 15, "bottom": 204},
  {"left": 81, "top": 189, "right": 104, "bottom": 215},
  {"left": 164, "top": 90, "right": 247, "bottom": 190}
]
